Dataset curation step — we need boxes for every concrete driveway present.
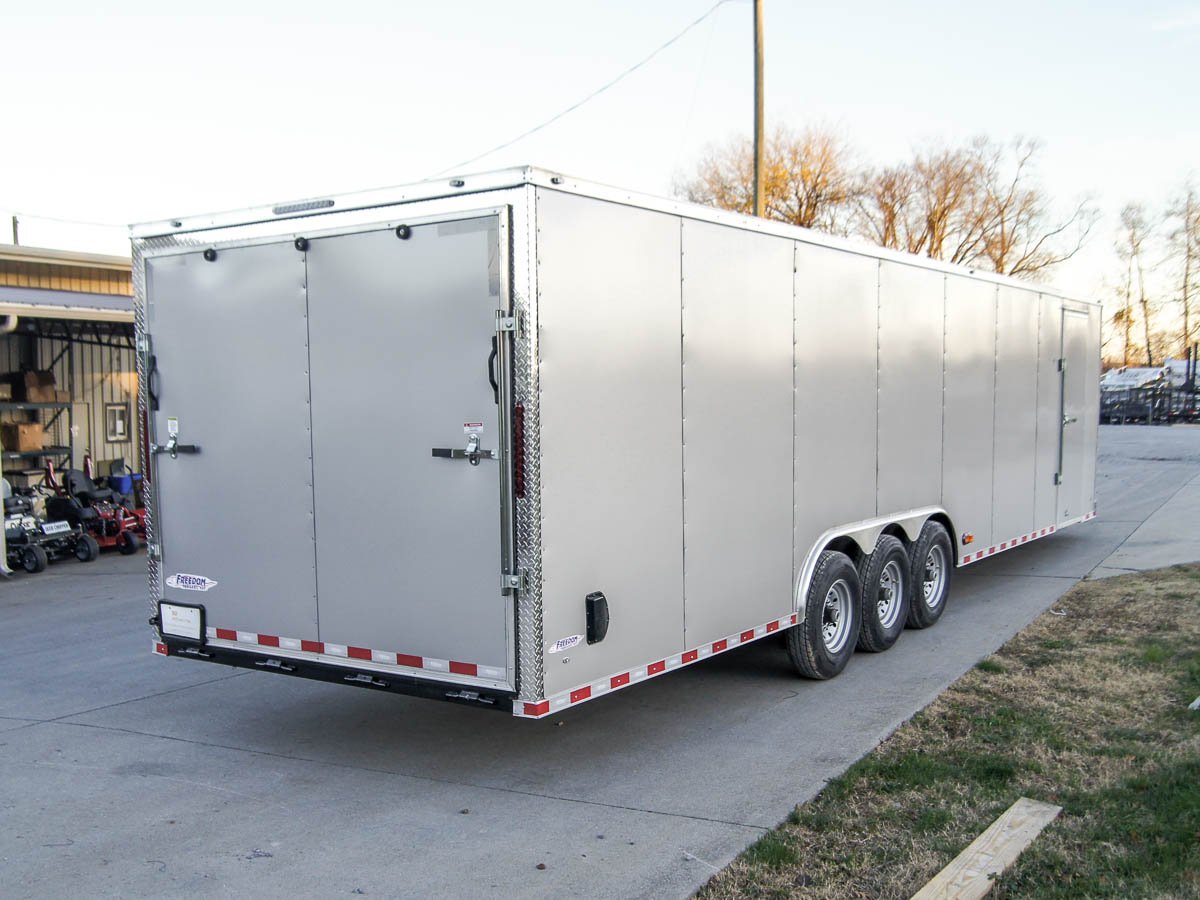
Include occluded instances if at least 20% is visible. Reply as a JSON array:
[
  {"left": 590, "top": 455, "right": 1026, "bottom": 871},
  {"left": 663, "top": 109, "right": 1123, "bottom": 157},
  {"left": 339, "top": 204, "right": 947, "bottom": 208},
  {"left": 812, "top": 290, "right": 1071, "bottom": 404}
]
[{"left": 3, "top": 425, "right": 1199, "bottom": 898}]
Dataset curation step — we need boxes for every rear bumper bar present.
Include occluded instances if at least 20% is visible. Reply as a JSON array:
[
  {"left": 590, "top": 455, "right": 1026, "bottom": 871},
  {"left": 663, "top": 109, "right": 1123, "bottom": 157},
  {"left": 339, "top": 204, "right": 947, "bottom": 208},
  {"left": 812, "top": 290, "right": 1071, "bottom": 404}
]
[{"left": 158, "top": 639, "right": 515, "bottom": 712}]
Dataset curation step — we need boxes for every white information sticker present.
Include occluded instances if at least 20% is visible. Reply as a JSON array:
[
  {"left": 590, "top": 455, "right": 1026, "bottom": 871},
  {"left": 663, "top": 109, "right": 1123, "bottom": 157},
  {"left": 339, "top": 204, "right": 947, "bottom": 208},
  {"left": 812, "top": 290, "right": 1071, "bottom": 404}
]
[
  {"left": 41, "top": 520, "right": 71, "bottom": 535},
  {"left": 160, "top": 603, "right": 202, "bottom": 641},
  {"left": 167, "top": 416, "right": 180, "bottom": 437},
  {"left": 166, "top": 573, "right": 218, "bottom": 592},
  {"left": 463, "top": 422, "right": 484, "bottom": 435},
  {"left": 548, "top": 634, "right": 583, "bottom": 654}
]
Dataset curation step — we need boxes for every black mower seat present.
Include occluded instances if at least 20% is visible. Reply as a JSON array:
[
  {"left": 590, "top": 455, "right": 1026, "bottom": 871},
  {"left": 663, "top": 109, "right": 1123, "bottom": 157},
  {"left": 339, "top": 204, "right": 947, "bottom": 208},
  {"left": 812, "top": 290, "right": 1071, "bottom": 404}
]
[{"left": 62, "top": 469, "right": 128, "bottom": 507}]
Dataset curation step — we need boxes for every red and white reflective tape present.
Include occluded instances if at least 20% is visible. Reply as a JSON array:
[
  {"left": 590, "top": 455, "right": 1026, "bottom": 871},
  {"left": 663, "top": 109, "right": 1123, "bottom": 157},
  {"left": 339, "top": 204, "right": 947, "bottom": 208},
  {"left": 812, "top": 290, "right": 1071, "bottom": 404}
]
[
  {"left": 515, "top": 612, "right": 799, "bottom": 719},
  {"left": 959, "top": 510, "right": 1097, "bottom": 566},
  {"left": 154, "top": 627, "right": 505, "bottom": 681}
]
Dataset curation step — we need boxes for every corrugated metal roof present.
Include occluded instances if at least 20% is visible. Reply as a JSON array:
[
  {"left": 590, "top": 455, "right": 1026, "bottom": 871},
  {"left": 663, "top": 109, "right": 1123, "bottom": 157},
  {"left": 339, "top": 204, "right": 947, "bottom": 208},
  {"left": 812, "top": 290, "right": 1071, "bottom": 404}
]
[{"left": 0, "top": 285, "right": 132, "bottom": 322}]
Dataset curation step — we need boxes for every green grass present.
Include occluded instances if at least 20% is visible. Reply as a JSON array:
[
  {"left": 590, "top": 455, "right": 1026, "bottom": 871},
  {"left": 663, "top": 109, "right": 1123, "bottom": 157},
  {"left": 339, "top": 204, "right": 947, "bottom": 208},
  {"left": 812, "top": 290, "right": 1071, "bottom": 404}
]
[{"left": 700, "top": 565, "right": 1200, "bottom": 899}]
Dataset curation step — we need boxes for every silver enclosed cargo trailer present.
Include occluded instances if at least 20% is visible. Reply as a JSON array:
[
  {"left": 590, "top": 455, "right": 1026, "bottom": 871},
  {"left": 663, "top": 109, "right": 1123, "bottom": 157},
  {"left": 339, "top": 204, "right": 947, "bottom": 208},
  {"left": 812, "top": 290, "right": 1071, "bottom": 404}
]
[{"left": 134, "top": 167, "right": 1100, "bottom": 718}]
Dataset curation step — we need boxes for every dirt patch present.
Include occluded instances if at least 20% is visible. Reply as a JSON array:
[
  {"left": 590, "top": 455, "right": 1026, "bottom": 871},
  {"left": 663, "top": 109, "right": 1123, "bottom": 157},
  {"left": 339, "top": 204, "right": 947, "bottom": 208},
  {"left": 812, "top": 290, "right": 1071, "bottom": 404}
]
[{"left": 699, "top": 564, "right": 1200, "bottom": 899}]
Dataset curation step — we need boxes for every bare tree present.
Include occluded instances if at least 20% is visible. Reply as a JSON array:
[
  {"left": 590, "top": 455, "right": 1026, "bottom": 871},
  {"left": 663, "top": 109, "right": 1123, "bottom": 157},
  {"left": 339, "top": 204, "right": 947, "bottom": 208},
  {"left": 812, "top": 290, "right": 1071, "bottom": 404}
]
[
  {"left": 977, "top": 138, "right": 1096, "bottom": 277},
  {"left": 854, "top": 141, "right": 986, "bottom": 259},
  {"left": 1116, "top": 203, "right": 1156, "bottom": 366},
  {"left": 678, "top": 126, "right": 859, "bottom": 233},
  {"left": 854, "top": 136, "right": 1093, "bottom": 278},
  {"left": 684, "top": 130, "right": 1093, "bottom": 280},
  {"left": 1166, "top": 185, "right": 1200, "bottom": 357}
]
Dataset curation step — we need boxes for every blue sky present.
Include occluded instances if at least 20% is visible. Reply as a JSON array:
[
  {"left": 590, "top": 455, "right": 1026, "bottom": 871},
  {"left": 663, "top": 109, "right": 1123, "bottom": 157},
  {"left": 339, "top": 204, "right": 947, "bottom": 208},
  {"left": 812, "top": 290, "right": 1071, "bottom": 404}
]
[{"left": 2, "top": 0, "right": 1197, "bottom": 297}]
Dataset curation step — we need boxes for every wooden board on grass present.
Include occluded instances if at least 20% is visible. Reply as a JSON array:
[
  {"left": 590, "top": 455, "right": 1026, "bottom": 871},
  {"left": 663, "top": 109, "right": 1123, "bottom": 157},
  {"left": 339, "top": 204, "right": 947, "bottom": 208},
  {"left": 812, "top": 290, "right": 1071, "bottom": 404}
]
[{"left": 911, "top": 797, "right": 1062, "bottom": 900}]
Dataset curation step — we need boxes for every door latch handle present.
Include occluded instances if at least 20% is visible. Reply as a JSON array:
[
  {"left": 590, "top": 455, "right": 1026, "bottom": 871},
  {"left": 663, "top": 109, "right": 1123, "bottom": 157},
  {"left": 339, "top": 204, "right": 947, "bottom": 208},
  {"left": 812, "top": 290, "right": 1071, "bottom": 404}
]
[
  {"left": 151, "top": 434, "right": 201, "bottom": 459},
  {"left": 431, "top": 433, "right": 497, "bottom": 466},
  {"left": 1062, "top": 415, "right": 1078, "bottom": 426}
]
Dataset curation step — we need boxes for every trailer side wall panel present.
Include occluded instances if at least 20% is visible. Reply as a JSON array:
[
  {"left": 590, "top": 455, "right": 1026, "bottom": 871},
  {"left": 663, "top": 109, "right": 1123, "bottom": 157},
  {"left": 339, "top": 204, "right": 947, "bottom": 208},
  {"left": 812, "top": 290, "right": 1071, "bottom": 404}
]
[
  {"left": 878, "top": 262, "right": 945, "bottom": 515},
  {"left": 680, "top": 220, "right": 794, "bottom": 648},
  {"left": 942, "top": 275, "right": 997, "bottom": 551},
  {"left": 792, "top": 244, "right": 880, "bottom": 565},
  {"left": 536, "top": 191, "right": 685, "bottom": 697},
  {"left": 993, "top": 286, "right": 1041, "bottom": 542}
]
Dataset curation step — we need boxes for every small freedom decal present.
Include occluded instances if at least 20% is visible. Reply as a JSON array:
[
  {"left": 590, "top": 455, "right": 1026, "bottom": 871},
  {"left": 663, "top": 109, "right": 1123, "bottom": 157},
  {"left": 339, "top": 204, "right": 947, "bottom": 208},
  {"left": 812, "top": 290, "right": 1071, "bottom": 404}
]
[
  {"left": 548, "top": 634, "right": 583, "bottom": 654},
  {"left": 166, "top": 573, "right": 218, "bottom": 592}
]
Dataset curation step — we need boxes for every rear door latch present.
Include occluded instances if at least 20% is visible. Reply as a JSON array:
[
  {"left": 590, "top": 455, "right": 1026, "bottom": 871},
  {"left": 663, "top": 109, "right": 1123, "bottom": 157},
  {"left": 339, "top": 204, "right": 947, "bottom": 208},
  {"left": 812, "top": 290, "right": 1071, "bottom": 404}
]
[
  {"left": 151, "top": 433, "right": 201, "bottom": 459},
  {"left": 431, "top": 432, "right": 497, "bottom": 466}
]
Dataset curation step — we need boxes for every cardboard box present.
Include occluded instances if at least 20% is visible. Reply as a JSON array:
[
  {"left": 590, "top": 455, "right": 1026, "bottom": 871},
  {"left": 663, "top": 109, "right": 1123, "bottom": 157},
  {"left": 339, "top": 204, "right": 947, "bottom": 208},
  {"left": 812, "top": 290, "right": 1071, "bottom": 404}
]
[
  {"left": 1, "top": 422, "right": 45, "bottom": 452},
  {"left": 4, "top": 470, "right": 44, "bottom": 490},
  {"left": 22, "top": 370, "right": 57, "bottom": 403},
  {"left": 0, "top": 382, "right": 12, "bottom": 401}
]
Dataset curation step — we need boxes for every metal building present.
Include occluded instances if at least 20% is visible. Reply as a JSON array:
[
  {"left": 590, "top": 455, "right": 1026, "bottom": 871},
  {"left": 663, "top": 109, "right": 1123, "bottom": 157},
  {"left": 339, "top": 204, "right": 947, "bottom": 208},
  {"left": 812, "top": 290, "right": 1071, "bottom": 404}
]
[{"left": 0, "top": 245, "right": 139, "bottom": 487}]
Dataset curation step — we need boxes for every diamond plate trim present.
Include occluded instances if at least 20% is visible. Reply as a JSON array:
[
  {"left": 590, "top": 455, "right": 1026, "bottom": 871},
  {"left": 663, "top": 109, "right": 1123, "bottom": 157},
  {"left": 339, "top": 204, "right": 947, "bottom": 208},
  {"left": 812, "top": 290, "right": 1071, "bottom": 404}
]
[
  {"left": 133, "top": 234, "right": 200, "bottom": 618},
  {"left": 513, "top": 184, "right": 544, "bottom": 702}
]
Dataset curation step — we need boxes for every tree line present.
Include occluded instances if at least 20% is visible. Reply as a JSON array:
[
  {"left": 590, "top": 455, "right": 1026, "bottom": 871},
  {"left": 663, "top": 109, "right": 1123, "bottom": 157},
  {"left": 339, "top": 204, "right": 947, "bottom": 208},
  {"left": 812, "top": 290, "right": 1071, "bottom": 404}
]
[
  {"left": 677, "top": 126, "right": 1198, "bottom": 367},
  {"left": 1111, "top": 192, "right": 1200, "bottom": 367}
]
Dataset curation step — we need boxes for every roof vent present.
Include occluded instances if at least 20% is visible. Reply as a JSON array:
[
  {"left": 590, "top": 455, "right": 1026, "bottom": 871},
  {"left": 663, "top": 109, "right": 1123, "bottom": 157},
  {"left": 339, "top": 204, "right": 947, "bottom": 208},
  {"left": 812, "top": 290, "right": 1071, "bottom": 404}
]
[{"left": 272, "top": 199, "right": 335, "bottom": 215}]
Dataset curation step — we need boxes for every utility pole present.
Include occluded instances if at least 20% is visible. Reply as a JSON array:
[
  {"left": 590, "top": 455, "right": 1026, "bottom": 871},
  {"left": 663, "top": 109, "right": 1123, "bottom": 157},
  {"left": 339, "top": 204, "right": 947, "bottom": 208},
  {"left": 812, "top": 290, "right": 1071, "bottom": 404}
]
[
  {"left": 10, "top": 215, "right": 18, "bottom": 246},
  {"left": 752, "top": 0, "right": 765, "bottom": 218}
]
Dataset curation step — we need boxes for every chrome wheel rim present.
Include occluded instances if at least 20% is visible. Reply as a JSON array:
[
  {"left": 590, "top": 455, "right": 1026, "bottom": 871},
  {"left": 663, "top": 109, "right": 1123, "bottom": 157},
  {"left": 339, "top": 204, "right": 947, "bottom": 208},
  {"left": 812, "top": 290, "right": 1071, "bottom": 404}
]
[
  {"left": 923, "top": 545, "right": 947, "bottom": 609},
  {"left": 877, "top": 559, "right": 904, "bottom": 629},
  {"left": 821, "top": 579, "right": 853, "bottom": 653}
]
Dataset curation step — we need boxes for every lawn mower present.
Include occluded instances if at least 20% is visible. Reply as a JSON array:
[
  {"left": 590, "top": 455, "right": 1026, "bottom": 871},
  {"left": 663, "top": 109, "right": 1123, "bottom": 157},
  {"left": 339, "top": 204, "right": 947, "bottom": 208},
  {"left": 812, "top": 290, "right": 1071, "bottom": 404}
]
[
  {"left": 43, "top": 463, "right": 143, "bottom": 555},
  {"left": 3, "top": 479, "right": 100, "bottom": 572}
]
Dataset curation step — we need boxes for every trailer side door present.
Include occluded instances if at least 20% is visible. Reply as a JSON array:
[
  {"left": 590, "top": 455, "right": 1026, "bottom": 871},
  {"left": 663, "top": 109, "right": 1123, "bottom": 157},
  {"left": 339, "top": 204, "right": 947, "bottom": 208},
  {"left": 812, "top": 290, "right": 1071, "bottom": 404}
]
[{"left": 1058, "top": 309, "right": 1090, "bottom": 521}]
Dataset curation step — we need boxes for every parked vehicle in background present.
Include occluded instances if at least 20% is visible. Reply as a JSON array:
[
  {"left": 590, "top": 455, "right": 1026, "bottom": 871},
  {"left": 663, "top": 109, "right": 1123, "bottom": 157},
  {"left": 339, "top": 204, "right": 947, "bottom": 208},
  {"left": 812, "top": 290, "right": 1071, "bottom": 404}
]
[{"left": 135, "top": 167, "right": 1100, "bottom": 718}]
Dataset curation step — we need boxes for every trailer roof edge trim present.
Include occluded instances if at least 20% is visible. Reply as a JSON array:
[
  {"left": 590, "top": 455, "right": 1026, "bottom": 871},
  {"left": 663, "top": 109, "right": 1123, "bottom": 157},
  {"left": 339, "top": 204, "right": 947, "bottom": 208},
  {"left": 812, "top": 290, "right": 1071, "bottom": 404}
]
[{"left": 130, "top": 165, "right": 1095, "bottom": 304}]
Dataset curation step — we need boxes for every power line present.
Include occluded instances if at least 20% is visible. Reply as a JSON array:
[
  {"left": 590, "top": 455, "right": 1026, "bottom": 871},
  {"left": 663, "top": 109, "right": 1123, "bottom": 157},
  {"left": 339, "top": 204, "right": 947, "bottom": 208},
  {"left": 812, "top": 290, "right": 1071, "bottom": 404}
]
[
  {"left": 2, "top": 210, "right": 124, "bottom": 229},
  {"left": 432, "top": 0, "right": 737, "bottom": 177}
]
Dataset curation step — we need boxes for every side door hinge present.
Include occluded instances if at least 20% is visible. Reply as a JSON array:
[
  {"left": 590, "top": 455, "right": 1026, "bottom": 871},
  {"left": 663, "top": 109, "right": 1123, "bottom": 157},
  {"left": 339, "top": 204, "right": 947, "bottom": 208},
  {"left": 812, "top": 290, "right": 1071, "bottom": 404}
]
[
  {"left": 1053, "top": 473, "right": 1062, "bottom": 486},
  {"left": 501, "top": 568, "right": 527, "bottom": 595},
  {"left": 1056, "top": 358, "right": 1065, "bottom": 372},
  {"left": 495, "top": 310, "right": 521, "bottom": 334},
  {"left": 136, "top": 333, "right": 151, "bottom": 355}
]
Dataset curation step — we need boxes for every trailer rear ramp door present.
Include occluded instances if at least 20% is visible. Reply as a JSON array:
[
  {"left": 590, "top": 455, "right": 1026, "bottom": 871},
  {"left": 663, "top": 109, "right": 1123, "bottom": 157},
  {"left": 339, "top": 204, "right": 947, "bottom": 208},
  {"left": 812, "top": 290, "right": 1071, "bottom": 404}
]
[{"left": 147, "top": 212, "right": 514, "bottom": 688}]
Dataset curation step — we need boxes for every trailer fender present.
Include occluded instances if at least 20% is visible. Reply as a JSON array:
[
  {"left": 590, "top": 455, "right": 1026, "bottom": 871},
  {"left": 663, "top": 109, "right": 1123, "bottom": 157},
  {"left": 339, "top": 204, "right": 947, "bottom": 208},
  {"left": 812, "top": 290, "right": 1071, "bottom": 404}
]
[{"left": 794, "top": 507, "right": 950, "bottom": 620}]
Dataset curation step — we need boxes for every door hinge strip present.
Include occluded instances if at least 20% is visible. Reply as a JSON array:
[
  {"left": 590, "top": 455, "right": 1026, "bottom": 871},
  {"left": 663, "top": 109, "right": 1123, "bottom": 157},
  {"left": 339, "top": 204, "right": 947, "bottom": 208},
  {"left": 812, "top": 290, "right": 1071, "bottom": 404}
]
[{"left": 502, "top": 568, "right": 527, "bottom": 594}]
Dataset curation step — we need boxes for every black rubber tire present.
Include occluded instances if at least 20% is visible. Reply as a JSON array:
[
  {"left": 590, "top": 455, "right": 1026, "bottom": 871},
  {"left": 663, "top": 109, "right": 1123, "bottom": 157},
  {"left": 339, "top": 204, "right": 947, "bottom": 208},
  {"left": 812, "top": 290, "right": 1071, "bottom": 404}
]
[
  {"left": 22, "top": 544, "right": 49, "bottom": 573},
  {"left": 786, "top": 550, "right": 862, "bottom": 679},
  {"left": 856, "top": 534, "right": 911, "bottom": 652},
  {"left": 75, "top": 534, "right": 100, "bottom": 562},
  {"left": 906, "top": 521, "right": 954, "bottom": 629},
  {"left": 118, "top": 531, "right": 140, "bottom": 556}
]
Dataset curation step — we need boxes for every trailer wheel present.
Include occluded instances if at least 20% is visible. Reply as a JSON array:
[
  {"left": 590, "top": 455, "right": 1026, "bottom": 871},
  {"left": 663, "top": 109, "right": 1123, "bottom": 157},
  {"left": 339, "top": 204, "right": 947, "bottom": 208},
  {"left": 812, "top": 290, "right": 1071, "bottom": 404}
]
[
  {"left": 22, "top": 545, "right": 49, "bottom": 573},
  {"left": 787, "top": 550, "right": 861, "bottom": 679},
  {"left": 856, "top": 535, "right": 910, "bottom": 652},
  {"left": 74, "top": 534, "right": 100, "bottom": 563},
  {"left": 907, "top": 521, "right": 953, "bottom": 629},
  {"left": 118, "top": 531, "right": 140, "bottom": 555}
]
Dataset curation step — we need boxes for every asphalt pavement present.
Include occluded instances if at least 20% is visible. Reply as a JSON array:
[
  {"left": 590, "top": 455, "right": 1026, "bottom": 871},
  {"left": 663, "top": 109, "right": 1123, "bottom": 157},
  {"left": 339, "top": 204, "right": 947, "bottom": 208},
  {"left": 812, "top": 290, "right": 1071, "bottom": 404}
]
[{"left": 2, "top": 425, "right": 1198, "bottom": 898}]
